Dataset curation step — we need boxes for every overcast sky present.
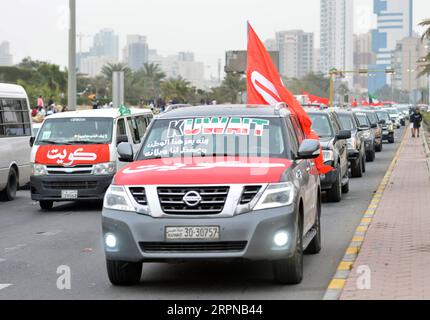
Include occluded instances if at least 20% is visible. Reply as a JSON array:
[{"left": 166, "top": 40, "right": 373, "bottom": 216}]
[{"left": 1, "top": 0, "right": 429, "bottom": 78}]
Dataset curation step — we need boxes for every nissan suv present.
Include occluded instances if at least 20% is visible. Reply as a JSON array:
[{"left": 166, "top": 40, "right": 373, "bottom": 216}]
[
  {"left": 353, "top": 111, "right": 376, "bottom": 162},
  {"left": 102, "top": 105, "right": 322, "bottom": 286},
  {"left": 335, "top": 110, "right": 366, "bottom": 178},
  {"left": 306, "top": 109, "right": 350, "bottom": 202}
]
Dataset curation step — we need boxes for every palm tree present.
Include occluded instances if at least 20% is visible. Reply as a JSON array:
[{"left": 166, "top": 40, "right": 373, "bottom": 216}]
[
  {"left": 161, "top": 77, "right": 191, "bottom": 102},
  {"left": 141, "top": 63, "right": 166, "bottom": 101},
  {"left": 418, "top": 19, "right": 430, "bottom": 77},
  {"left": 101, "top": 63, "right": 131, "bottom": 80}
]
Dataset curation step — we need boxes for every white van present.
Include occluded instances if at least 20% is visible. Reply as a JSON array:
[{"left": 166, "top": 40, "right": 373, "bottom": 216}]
[
  {"left": 0, "top": 84, "right": 33, "bottom": 201},
  {"left": 30, "top": 108, "right": 153, "bottom": 210}
]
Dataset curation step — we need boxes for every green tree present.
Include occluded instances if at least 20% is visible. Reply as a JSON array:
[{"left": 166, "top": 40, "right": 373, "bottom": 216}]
[
  {"left": 161, "top": 77, "right": 192, "bottom": 102},
  {"left": 101, "top": 62, "right": 131, "bottom": 80},
  {"left": 418, "top": 19, "right": 430, "bottom": 77}
]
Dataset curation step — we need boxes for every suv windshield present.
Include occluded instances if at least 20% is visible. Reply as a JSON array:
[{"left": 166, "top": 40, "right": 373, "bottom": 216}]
[
  {"left": 355, "top": 113, "right": 370, "bottom": 127},
  {"left": 35, "top": 117, "right": 113, "bottom": 145},
  {"left": 376, "top": 111, "right": 390, "bottom": 123},
  {"left": 364, "top": 112, "right": 378, "bottom": 125},
  {"left": 137, "top": 117, "right": 288, "bottom": 159},
  {"left": 308, "top": 114, "right": 334, "bottom": 138},
  {"left": 337, "top": 114, "right": 355, "bottom": 131}
]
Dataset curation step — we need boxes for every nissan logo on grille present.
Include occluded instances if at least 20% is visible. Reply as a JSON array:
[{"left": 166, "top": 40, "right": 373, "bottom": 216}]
[{"left": 183, "top": 191, "right": 202, "bottom": 207}]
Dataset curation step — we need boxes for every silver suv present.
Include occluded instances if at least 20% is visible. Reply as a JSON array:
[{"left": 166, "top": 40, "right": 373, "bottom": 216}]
[{"left": 102, "top": 105, "right": 322, "bottom": 285}]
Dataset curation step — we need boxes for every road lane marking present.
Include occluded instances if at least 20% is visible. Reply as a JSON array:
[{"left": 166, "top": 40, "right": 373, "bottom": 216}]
[
  {"left": 323, "top": 128, "right": 408, "bottom": 300},
  {"left": 0, "top": 284, "right": 12, "bottom": 290}
]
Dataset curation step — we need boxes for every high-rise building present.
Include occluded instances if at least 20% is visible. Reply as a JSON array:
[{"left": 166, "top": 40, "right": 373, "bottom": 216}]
[
  {"left": 276, "top": 30, "right": 314, "bottom": 79},
  {"left": 0, "top": 41, "right": 13, "bottom": 66},
  {"left": 392, "top": 37, "right": 428, "bottom": 92},
  {"left": 90, "top": 28, "right": 119, "bottom": 61},
  {"left": 369, "top": 0, "right": 413, "bottom": 93},
  {"left": 313, "top": 48, "right": 322, "bottom": 74},
  {"left": 79, "top": 56, "right": 115, "bottom": 78},
  {"left": 264, "top": 38, "right": 278, "bottom": 52},
  {"left": 354, "top": 33, "right": 376, "bottom": 92},
  {"left": 320, "top": 0, "right": 354, "bottom": 86},
  {"left": 125, "top": 35, "right": 148, "bottom": 71}
]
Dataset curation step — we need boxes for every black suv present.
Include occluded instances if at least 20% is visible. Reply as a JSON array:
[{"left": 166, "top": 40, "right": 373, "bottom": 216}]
[
  {"left": 306, "top": 109, "right": 351, "bottom": 202},
  {"left": 353, "top": 111, "right": 376, "bottom": 162},
  {"left": 335, "top": 110, "right": 366, "bottom": 178}
]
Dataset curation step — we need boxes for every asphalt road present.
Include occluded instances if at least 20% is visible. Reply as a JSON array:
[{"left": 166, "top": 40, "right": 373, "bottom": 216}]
[{"left": 0, "top": 128, "right": 404, "bottom": 300}]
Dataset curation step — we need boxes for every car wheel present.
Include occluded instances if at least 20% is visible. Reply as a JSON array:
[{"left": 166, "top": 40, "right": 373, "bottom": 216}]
[
  {"left": 0, "top": 167, "right": 18, "bottom": 201},
  {"left": 376, "top": 142, "right": 383, "bottom": 152},
  {"left": 39, "top": 201, "right": 54, "bottom": 211},
  {"left": 366, "top": 150, "right": 375, "bottom": 162},
  {"left": 326, "top": 168, "right": 342, "bottom": 203},
  {"left": 362, "top": 154, "right": 366, "bottom": 173},
  {"left": 273, "top": 215, "right": 304, "bottom": 284},
  {"left": 304, "top": 195, "right": 321, "bottom": 255},
  {"left": 342, "top": 177, "right": 350, "bottom": 194},
  {"left": 351, "top": 158, "right": 363, "bottom": 178},
  {"left": 106, "top": 260, "right": 143, "bottom": 286},
  {"left": 389, "top": 137, "right": 395, "bottom": 144}
]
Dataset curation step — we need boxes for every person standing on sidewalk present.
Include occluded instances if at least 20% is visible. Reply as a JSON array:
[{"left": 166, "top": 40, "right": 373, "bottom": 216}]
[{"left": 410, "top": 107, "right": 423, "bottom": 138}]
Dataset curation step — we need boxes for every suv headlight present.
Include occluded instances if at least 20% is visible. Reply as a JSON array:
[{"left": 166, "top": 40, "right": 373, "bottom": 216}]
[
  {"left": 93, "top": 162, "right": 116, "bottom": 175},
  {"left": 32, "top": 163, "right": 47, "bottom": 176},
  {"left": 253, "top": 182, "right": 295, "bottom": 210},
  {"left": 347, "top": 138, "right": 357, "bottom": 150},
  {"left": 362, "top": 131, "right": 372, "bottom": 139},
  {"left": 103, "top": 185, "right": 135, "bottom": 212},
  {"left": 322, "top": 150, "right": 334, "bottom": 162}
]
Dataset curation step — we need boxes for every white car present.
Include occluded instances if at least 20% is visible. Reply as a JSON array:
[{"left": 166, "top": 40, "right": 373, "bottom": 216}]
[{"left": 383, "top": 108, "right": 402, "bottom": 129}]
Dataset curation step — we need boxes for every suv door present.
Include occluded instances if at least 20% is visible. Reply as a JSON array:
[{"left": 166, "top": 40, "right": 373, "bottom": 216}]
[
  {"left": 330, "top": 113, "right": 348, "bottom": 178},
  {"left": 288, "top": 115, "right": 317, "bottom": 234}
]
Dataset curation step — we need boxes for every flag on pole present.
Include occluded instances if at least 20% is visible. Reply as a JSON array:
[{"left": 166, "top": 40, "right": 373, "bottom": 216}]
[{"left": 246, "top": 22, "right": 332, "bottom": 174}]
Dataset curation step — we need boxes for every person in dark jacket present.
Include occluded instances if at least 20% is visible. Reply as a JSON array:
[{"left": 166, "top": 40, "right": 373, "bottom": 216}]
[{"left": 410, "top": 107, "right": 423, "bottom": 138}]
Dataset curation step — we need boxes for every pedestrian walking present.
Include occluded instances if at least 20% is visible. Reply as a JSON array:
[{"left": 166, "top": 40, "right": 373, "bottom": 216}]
[
  {"left": 410, "top": 107, "right": 423, "bottom": 138},
  {"left": 37, "top": 95, "right": 44, "bottom": 108}
]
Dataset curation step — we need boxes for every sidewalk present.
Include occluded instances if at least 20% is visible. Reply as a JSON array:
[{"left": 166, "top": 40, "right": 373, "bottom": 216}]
[{"left": 340, "top": 132, "right": 430, "bottom": 300}]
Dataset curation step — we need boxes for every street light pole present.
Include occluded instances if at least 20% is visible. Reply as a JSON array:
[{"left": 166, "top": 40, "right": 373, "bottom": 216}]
[{"left": 68, "top": 0, "right": 77, "bottom": 110}]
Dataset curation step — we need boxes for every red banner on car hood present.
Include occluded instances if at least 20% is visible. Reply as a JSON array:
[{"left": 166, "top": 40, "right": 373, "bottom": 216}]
[
  {"left": 35, "top": 145, "right": 110, "bottom": 166},
  {"left": 114, "top": 157, "right": 293, "bottom": 185}
]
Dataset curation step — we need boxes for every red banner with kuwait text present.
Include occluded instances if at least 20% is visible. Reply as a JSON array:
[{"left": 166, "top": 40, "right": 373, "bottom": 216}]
[{"left": 246, "top": 22, "right": 332, "bottom": 174}]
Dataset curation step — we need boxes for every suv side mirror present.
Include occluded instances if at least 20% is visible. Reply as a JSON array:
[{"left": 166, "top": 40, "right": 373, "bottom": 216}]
[
  {"left": 336, "top": 130, "right": 351, "bottom": 141},
  {"left": 117, "top": 142, "right": 134, "bottom": 162},
  {"left": 371, "top": 123, "right": 378, "bottom": 129},
  {"left": 379, "top": 119, "right": 386, "bottom": 125},
  {"left": 297, "top": 139, "right": 320, "bottom": 160},
  {"left": 29, "top": 136, "right": 35, "bottom": 147},
  {"left": 117, "top": 135, "right": 129, "bottom": 146}
]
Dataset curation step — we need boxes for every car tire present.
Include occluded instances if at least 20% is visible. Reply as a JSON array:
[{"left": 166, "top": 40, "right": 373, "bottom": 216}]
[
  {"left": 304, "top": 196, "right": 321, "bottom": 255},
  {"left": 273, "top": 215, "right": 304, "bottom": 285},
  {"left": 342, "top": 178, "right": 349, "bottom": 194},
  {"left": 0, "top": 167, "right": 18, "bottom": 201},
  {"left": 351, "top": 158, "right": 363, "bottom": 178},
  {"left": 362, "top": 154, "right": 366, "bottom": 173},
  {"left": 375, "top": 142, "right": 383, "bottom": 152},
  {"left": 39, "top": 201, "right": 54, "bottom": 211},
  {"left": 389, "top": 137, "right": 395, "bottom": 144},
  {"left": 326, "top": 168, "right": 342, "bottom": 203},
  {"left": 366, "top": 150, "right": 375, "bottom": 162},
  {"left": 106, "top": 260, "right": 143, "bottom": 286}
]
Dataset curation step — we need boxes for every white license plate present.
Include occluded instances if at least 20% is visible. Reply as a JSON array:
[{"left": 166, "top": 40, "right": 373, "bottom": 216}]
[
  {"left": 61, "top": 190, "right": 78, "bottom": 199},
  {"left": 383, "top": 131, "right": 389, "bottom": 135},
  {"left": 165, "top": 226, "right": 220, "bottom": 241}
]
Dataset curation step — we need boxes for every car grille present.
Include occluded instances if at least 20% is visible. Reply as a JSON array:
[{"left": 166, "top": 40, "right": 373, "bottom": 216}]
[
  {"left": 129, "top": 187, "right": 148, "bottom": 205},
  {"left": 240, "top": 186, "right": 262, "bottom": 205},
  {"left": 140, "top": 241, "right": 247, "bottom": 253},
  {"left": 157, "top": 186, "right": 229, "bottom": 215},
  {"left": 46, "top": 165, "right": 93, "bottom": 175},
  {"left": 42, "top": 181, "right": 98, "bottom": 190}
]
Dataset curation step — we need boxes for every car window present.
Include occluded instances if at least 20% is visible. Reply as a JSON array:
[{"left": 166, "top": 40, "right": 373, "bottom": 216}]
[
  {"left": 290, "top": 115, "right": 305, "bottom": 144},
  {"left": 308, "top": 113, "right": 334, "bottom": 138},
  {"left": 127, "top": 116, "right": 147, "bottom": 144},
  {"left": 337, "top": 114, "right": 355, "bottom": 131},
  {"left": 355, "top": 113, "right": 370, "bottom": 127},
  {"left": 365, "top": 112, "right": 378, "bottom": 125},
  {"left": 117, "top": 118, "right": 127, "bottom": 136}
]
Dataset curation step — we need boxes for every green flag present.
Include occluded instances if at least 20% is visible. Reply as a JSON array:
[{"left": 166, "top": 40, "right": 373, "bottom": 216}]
[{"left": 119, "top": 105, "right": 131, "bottom": 116}]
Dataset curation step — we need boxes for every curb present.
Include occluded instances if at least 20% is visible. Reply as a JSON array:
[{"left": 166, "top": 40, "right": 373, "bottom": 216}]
[
  {"left": 322, "top": 129, "right": 408, "bottom": 300},
  {"left": 422, "top": 124, "right": 430, "bottom": 173}
]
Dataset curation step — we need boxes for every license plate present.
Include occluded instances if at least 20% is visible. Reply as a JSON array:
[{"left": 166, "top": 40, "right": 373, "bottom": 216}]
[
  {"left": 383, "top": 131, "right": 389, "bottom": 135},
  {"left": 61, "top": 190, "right": 78, "bottom": 199},
  {"left": 165, "top": 226, "right": 220, "bottom": 241}
]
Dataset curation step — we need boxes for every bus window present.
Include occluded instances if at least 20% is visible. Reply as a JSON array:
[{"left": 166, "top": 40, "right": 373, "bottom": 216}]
[{"left": 0, "top": 98, "right": 31, "bottom": 137}]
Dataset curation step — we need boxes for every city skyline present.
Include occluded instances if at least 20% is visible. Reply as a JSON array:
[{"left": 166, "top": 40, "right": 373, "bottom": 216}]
[{"left": 1, "top": 0, "right": 430, "bottom": 78}]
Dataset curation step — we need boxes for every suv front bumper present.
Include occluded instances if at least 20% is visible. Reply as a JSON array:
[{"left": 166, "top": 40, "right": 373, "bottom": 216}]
[
  {"left": 102, "top": 204, "right": 299, "bottom": 263},
  {"left": 31, "top": 174, "right": 114, "bottom": 201}
]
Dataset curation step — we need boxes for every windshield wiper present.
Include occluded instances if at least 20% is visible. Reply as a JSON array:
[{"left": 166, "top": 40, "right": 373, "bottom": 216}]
[
  {"left": 64, "top": 141, "right": 105, "bottom": 145},
  {"left": 38, "top": 140, "right": 71, "bottom": 145}
]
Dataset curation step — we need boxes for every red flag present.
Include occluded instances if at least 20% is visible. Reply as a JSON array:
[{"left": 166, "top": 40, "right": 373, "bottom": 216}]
[
  {"left": 246, "top": 23, "right": 332, "bottom": 174},
  {"left": 301, "top": 90, "right": 329, "bottom": 105}
]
